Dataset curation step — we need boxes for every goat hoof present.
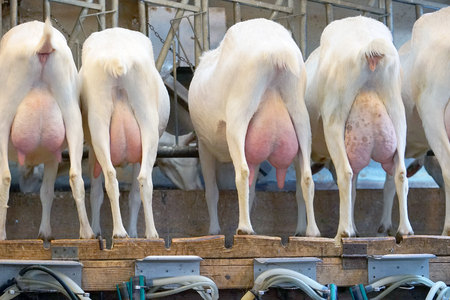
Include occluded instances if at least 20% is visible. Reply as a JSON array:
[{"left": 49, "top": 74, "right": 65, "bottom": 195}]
[
  {"left": 236, "top": 228, "right": 255, "bottom": 235},
  {"left": 38, "top": 233, "right": 54, "bottom": 243},
  {"left": 395, "top": 232, "right": 404, "bottom": 244}
]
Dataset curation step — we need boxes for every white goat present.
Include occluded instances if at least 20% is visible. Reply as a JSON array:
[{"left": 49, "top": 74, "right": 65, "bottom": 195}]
[
  {"left": 80, "top": 28, "right": 170, "bottom": 239},
  {"left": 381, "top": 7, "right": 450, "bottom": 236},
  {"left": 0, "top": 20, "right": 94, "bottom": 241},
  {"left": 305, "top": 16, "right": 413, "bottom": 242},
  {"left": 189, "top": 18, "right": 319, "bottom": 237}
]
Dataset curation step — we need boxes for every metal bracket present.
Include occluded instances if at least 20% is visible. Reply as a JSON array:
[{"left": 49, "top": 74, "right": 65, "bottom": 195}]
[
  {"left": 253, "top": 257, "right": 321, "bottom": 285},
  {"left": 368, "top": 254, "right": 436, "bottom": 284},
  {"left": 0, "top": 260, "right": 83, "bottom": 287},
  {"left": 135, "top": 256, "right": 202, "bottom": 280},
  {"left": 51, "top": 246, "right": 78, "bottom": 260},
  {"left": 342, "top": 243, "right": 368, "bottom": 270}
]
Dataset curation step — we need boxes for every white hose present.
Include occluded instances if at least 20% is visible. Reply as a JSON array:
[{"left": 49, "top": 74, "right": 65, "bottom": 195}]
[
  {"left": 437, "top": 286, "right": 450, "bottom": 300},
  {"left": 21, "top": 269, "right": 90, "bottom": 300},
  {"left": 258, "top": 275, "right": 326, "bottom": 300},
  {"left": 147, "top": 275, "right": 219, "bottom": 300},
  {"left": 0, "top": 268, "right": 90, "bottom": 300},
  {"left": 253, "top": 268, "right": 327, "bottom": 292},
  {"left": 371, "top": 276, "right": 435, "bottom": 300},
  {"left": 426, "top": 281, "right": 447, "bottom": 300},
  {"left": 0, "top": 279, "right": 69, "bottom": 300},
  {"left": 369, "top": 275, "right": 431, "bottom": 289}
]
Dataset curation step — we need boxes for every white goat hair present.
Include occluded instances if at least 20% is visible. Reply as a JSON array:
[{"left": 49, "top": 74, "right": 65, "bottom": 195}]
[
  {"left": 189, "top": 18, "right": 319, "bottom": 237},
  {"left": 381, "top": 7, "right": 450, "bottom": 236},
  {"left": 0, "top": 19, "right": 94, "bottom": 241},
  {"left": 305, "top": 16, "right": 413, "bottom": 242},
  {"left": 80, "top": 27, "right": 170, "bottom": 239}
]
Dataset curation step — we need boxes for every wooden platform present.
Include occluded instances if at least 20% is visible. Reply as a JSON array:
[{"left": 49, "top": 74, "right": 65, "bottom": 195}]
[{"left": 1, "top": 235, "right": 450, "bottom": 291}]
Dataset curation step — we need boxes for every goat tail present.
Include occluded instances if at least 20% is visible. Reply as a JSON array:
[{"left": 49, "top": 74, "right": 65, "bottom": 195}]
[
  {"left": 37, "top": 18, "right": 54, "bottom": 54},
  {"left": 264, "top": 46, "right": 302, "bottom": 77},
  {"left": 102, "top": 57, "right": 132, "bottom": 78},
  {"left": 360, "top": 38, "right": 396, "bottom": 72}
]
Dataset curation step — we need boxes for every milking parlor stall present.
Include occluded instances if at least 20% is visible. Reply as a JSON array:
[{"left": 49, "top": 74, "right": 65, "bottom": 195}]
[{"left": 1, "top": 0, "right": 450, "bottom": 299}]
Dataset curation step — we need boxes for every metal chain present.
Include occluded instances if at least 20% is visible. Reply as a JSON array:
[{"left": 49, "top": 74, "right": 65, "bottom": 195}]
[
  {"left": 147, "top": 22, "right": 194, "bottom": 69},
  {"left": 51, "top": 14, "right": 71, "bottom": 38}
]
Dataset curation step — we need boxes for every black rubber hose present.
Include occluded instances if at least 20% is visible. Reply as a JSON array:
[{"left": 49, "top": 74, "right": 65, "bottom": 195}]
[
  {"left": 0, "top": 278, "right": 17, "bottom": 295},
  {"left": 18, "top": 265, "right": 79, "bottom": 300}
]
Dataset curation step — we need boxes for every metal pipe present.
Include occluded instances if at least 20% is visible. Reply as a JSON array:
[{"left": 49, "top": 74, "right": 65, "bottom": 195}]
[
  {"left": 194, "top": 0, "right": 202, "bottom": 67},
  {"left": 157, "top": 146, "right": 199, "bottom": 158},
  {"left": 172, "top": 40, "right": 179, "bottom": 145},
  {"left": 269, "top": 0, "right": 285, "bottom": 20},
  {"left": 415, "top": 4, "right": 423, "bottom": 19},
  {"left": 226, "top": 0, "right": 293, "bottom": 13},
  {"left": 48, "top": 0, "right": 101, "bottom": 10},
  {"left": 99, "top": 0, "right": 105, "bottom": 30},
  {"left": 201, "top": 0, "right": 209, "bottom": 52},
  {"left": 155, "top": 0, "right": 189, "bottom": 72},
  {"left": 386, "top": 0, "right": 393, "bottom": 34},
  {"left": 10, "top": 0, "right": 18, "bottom": 28},
  {"left": 307, "top": 0, "right": 384, "bottom": 14},
  {"left": 0, "top": 0, "right": 2, "bottom": 38},
  {"left": 139, "top": 0, "right": 146, "bottom": 35},
  {"left": 379, "top": 0, "right": 386, "bottom": 24},
  {"left": 300, "top": 0, "right": 307, "bottom": 58},
  {"left": 233, "top": 2, "right": 241, "bottom": 23},
  {"left": 112, "top": 0, "right": 119, "bottom": 27},
  {"left": 67, "top": 0, "right": 95, "bottom": 48},
  {"left": 325, "top": 3, "right": 333, "bottom": 24},
  {"left": 362, "top": 0, "right": 376, "bottom": 16}
]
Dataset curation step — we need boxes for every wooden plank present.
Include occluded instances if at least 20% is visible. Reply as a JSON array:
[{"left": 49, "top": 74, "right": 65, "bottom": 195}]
[
  {"left": 82, "top": 260, "right": 134, "bottom": 292},
  {"left": 169, "top": 235, "right": 227, "bottom": 256},
  {"left": 288, "top": 237, "right": 341, "bottom": 257},
  {"left": 343, "top": 237, "right": 397, "bottom": 255},
  {"left": 79, "top": 256, "right": 450, "bottom": 291},
  {"left": 317, "top": 257, "right": 368, "bottom": 286},
  {"left": 430, "top": 256, "right": 450, "bottom": 284},
  {"left": 51, "top": 239, "right": 107, "bottom": 260},
  {"left": 395, "top": 235, "right": 450, "bottom": 255},
  {"left": 200, "top": 259, "right": 254, "bottom": 290},
  {"left": 0, "top": 240, "right": 51, "bottom": 260}
]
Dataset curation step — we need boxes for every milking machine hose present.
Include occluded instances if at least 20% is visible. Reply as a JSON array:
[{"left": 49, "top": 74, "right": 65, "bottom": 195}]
[
  {"left": 0, "top": 265, "right": 90, "bottom": 300},
  {"left": 117, "top": 274, "right": 219, "bottom": 300},
  {"left": 241, "top": 268, "right": 332, "bottom": 300},
  {"left": 350, "top": 274, "right": 450, "bottom": 300}
]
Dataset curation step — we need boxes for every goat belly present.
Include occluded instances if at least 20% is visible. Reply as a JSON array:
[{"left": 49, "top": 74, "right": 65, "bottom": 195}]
[
  {"left": 345, "top": 91, "right": 397, "bottom": 175},
  {"left": 10, "top": 87, "right": 66, "bottom": 165},
  {"left": 245, "top": 90, "right": 298, "bottom": 189},
  {"left": 109, "top": 101, "right": 142, "bottom": 166}
]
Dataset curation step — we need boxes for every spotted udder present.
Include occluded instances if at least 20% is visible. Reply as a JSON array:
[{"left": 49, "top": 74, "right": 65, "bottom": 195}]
[
  {"left": 345, "top": 91, "right": 397, "bottom": 176},
  {"left": 245, "top": 88, "right": 299, "bottom": 188}
]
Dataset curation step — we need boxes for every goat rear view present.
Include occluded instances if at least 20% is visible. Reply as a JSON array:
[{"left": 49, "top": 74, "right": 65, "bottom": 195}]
[
  {"left": 189, "top": 18, "right": 319, "bottom": 237},
  {"left": 80, "top": 28, "right": 170, "bottom": 239},
  {"left": 305, "top": 16, "right": 413, "bottom": 243},
  {"left": 0, "top": 19, "right": 94, "bottom": 241}
]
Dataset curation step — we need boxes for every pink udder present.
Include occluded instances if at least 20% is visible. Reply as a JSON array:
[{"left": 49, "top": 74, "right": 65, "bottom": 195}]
[
  {"left": 10, "top": 87, "right": 65, "bottom": 165},
  {"left": 345, "top": 91, "right": 397, "bottom": 176},
  {"left": 245, "top": 89, "right": 298, "bottom": 189},
  {"left": 94, "top": 99, "right": 141, "bottom": 178}
]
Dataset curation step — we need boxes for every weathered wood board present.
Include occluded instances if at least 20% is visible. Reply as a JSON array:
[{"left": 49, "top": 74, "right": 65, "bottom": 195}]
[
  {"left": 2, "top": 189, "right": 449, "bottom": 291},
  {"left": 1, "top": 235, "right": 450, "bottom": 291}
]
